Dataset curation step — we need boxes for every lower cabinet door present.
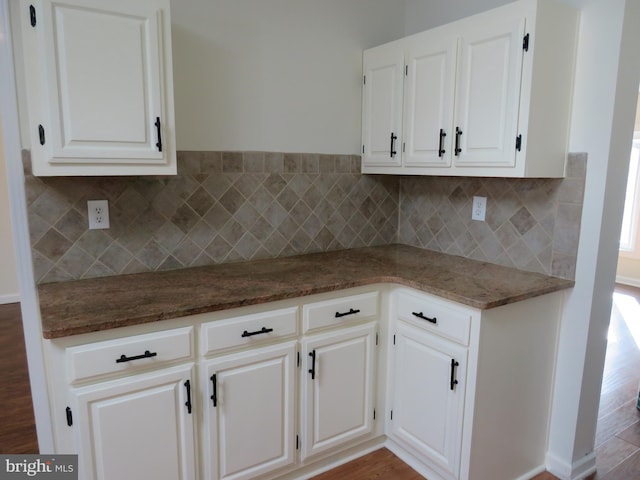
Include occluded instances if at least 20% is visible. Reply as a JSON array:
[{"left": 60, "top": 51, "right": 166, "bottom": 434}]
[
  {"left": 204, "top": 341, "right": 297, "bottom": 480},
  {"left": 71, "top": 364, "right": 197, "bottom": 480},
  {"left": 390, "top": 321, "right": 467, "bottom": 479},
  {"left": 301, "top": 322, "right": 377, "bottom": 460}
]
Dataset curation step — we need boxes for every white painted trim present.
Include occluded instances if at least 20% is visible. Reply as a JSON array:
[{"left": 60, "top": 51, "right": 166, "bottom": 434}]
[
  {"left": 514, "top": 465, "right": 546, "bottom": 480},
  {"left": 615, "top": 274, "right": 640, "bottom": 289},
  {"left": 0, "top": 293, "right": 20, "bottom": 305},
  {"left": 0, "top": 1, "right": 54, "bottom": 452},
  {"left": 546, "top": 451, "right": 596, "bottom": 480}
]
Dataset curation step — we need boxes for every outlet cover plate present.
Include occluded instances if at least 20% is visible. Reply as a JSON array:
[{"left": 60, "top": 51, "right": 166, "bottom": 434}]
[
  {"left": 88, "top": 200, "right": 110, "bottom": 229},
  {"left": 472, "top": 196, "right": 486, "bottom": 221}
]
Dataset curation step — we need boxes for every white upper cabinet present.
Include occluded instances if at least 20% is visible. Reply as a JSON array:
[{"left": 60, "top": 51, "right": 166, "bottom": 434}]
[
  {"left": 454, "top": 16, "right": 525, "bottom": 169},
  {"left": 402, "top": 31, "right": 457, "bottom": 168},
  {"left": 20, "top": 0, "right": 176, "bottom": 176},
  {"left": 361, "top": 0, "right": 579, "bottom": 178},
  {"left": 362, "top": 41, "right": 404, "bottom": 169}
]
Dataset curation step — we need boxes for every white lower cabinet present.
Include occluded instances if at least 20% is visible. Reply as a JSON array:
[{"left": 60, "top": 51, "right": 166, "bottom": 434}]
[
  {"left": 203, "top": 341, "right": 297, "bottom": 480},
  {"left": 387, "top": 287, "right": 564, "bottom": 480},
  {"left": 300, "top": 322, "right": 377, "bottom": 460},
  {"left": 390, "top": 320, "right": 467, "bottom": 480},
  {"left": 47, "top": 285, "right": 564, "bottom": 480},
  {"left": 70, "top": 363, "right": 197, "bottom": 480}
]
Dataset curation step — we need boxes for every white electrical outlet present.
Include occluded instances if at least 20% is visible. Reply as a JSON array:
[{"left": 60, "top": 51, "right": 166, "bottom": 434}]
[
  {"left": 87, "top": 200, "right": 110, "bottom": 229},
  {"left": 472, "top": 196, "right": 486, "bottom": 221}
]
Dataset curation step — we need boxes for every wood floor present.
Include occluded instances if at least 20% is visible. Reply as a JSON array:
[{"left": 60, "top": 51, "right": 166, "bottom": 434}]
[
  {"left": 0, "top": 302, "right": 38, "bottom": 454},
  {"left": 1, "top": 285, "right": 640, "bottom": 478}
]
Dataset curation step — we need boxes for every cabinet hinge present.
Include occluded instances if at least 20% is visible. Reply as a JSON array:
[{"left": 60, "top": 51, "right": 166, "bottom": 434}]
[
  {"left": 65, "top": 406, "right": 73, "bottom": 427},
  {"left": 29, "top": 5, "right": 36, "bottom": 27},
  {"left": 38, "top": 124, "right": 45, "bottom": 145},
  {"left": 296, "top": 435, "right": 300, "bottom": 450},
  {"left": 516, "top": 134, "right": 522, "bottom": 152},
  {"left": 523, "top": 33, "right": 530, "bottom": 52}
]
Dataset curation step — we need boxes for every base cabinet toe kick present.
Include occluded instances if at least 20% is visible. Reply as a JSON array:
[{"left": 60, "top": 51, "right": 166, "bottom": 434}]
[{"left": 44, "top": 284, "right": 565, "bottom": 480}]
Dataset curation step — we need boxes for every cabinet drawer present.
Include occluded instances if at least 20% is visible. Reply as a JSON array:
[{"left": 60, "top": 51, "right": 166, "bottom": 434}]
[
  {"left": 202, "top": 307, "right": 298, "bottom": 356},
  {"left": 395, "top": 290, "right": 472, "bottom": 345},
  {"left": 66, "top": 326, "right": 194, "bottom": 384},
  {"left": 303, "top": 291, "right": 378, "bottom": 334}
]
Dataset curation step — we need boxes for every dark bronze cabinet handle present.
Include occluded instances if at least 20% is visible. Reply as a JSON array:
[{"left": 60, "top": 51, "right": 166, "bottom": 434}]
[
  {"left": 412, "top": 311, "right": 437, "bottom": 324},
  {"left": 155, "top": 117, "right": 163, "bottom": 152},
  {"left": 450, "top": 359, "right": 459, "bottom": 390},
  {"left": 241, "top": 327, "right": 274, "bottom": 338},
  {"left": 390, "top": 132, "right": 398, "bottom": 158},
  {"left": 438, "top": 128, "right": 446, "bottom": 157},
  {"left": 335, "top": 308, "right": 360, "bottom": 318},
  {"left": 455, "top": 127, "right": 462, "bottom": 156},
  {"left": 210, "top": 374, "right": 217, "bottom": 407},
  {"left": 184, "top": 380, "right": 192, "bottom": 414},
  {"left": 116, "top": 350, "right": 157, "bottom": 363},
  {"left": 308, "top": 350, "right": 316, "bottom": 380}
]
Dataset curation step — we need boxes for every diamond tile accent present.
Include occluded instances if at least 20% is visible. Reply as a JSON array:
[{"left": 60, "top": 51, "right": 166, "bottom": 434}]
[
  {"left": 23, "top": 150, "right": 585, "bottom": 283},
  {"left": 398, "top": 152, "right": 587, "bottom": 279},
  {"left": 25, "top": 151, "right": 399, "bottom": 283}
]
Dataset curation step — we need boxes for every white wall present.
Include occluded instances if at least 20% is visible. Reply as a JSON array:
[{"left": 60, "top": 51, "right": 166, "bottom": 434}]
[
  {"left": 547, "top": 1, "right": 640, "bottom": 477},
  {"left": 0, "top": 112, "right": 19, "bottom": 304},
  {"left": 404, "top": 0, "right": 512, "bottom": 34},
  {"left": 170, "top": 0, "right": 406, "bottom": 154}
]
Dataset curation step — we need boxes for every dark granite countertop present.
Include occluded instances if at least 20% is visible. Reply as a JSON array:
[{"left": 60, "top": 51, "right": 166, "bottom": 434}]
[{"left": 37, "top": 244, "right": 574, "bottom": 339}]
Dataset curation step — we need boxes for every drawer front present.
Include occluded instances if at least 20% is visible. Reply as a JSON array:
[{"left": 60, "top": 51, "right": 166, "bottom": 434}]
[
  {"left": 202, "top": 307, "right": 298, "bottom": 356},
  {"left": 67, "top": 326, "right": 194, "bottom": 384},
  {"left": 303, "top": 291, "right": 379, "bottom": 334},
  {"left": 395, "top": 290, "right": 472, "bottom": 345}
]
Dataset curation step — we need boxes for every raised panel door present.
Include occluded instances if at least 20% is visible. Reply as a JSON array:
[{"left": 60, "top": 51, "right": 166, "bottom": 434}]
[
  {"left": 301, "top": 322, "right": 376, "bottom": 460},
  {"left": 204, "top": 341, "right": 297, "bottom": 480},
  {"left": 362, "top": 43, "right": 404, "bottom": 169},
  {"left": 21, "top": 0, "right": 176, "bottom": 175},
  {"left": 403, "top": 33, "right": 457, "bottom": 168},
  {"left": 390, "top": 321, "right": 466, "bottom": 479},
  {"left": 453, "top": 16, "right": 525, "bottom": 169},
  {"left": 71, "top": 364, "right": 196, "bottom": 480}
]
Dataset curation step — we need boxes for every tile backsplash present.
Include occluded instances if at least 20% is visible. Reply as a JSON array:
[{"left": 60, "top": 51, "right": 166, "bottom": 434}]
[
  {"left": 25, "top": 151, "right": 399, "bottom": 283},
  {"left": 24, "top": 151, "right": 585, "bottom": 283},
  {"left": 398, "top": 153, "right": 586, "bottom": 279}
]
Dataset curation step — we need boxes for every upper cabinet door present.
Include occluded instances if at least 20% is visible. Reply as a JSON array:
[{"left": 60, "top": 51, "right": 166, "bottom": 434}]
[
  {"left": 453, "top": 16, "right": 525, "bottom": 169},
  {"left": 21, "top": 0, "right": 176, "bottom": 176},
  {"left": 403, "top": 32, "right": 457, "bottom": 168},
  {"left": 362, "top": 42, "right": 404, "bottom": 169}
]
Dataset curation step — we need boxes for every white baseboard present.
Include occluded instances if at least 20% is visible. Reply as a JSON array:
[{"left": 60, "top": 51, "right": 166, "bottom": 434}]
[
  {"left": 515, "top": 465, "right": 546, "bottom": 480},
  {"left": 546, "top": 451, "right": 596, "bottom": 480},
  {"left": 0, "top": 294, "right": 20, "bottom": 305},
  {"left": 615, "top": 275, "right": 640, "bottom": 288}
]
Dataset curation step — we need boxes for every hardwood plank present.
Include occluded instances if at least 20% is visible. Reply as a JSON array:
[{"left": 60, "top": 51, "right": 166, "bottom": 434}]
[
  {"left": 0, "top": 303, "right": 38, "bottom": 454},
  {"left": 600, "top": 449, "right": 640, "bottom": 480},
  {"left": 593, "top": 435, "right": 640, "bottom": 476},
  {"left": 616, "top": 420, "right": 640, "bottom": 448},
  {"left": 310, "top": 449, "right": 424, "bottom": 480}
]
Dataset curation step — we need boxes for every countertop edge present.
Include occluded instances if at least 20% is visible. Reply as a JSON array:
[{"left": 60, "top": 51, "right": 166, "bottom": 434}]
[{"left": 40, "top": 265, "right": 574, "bottom": 339}]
